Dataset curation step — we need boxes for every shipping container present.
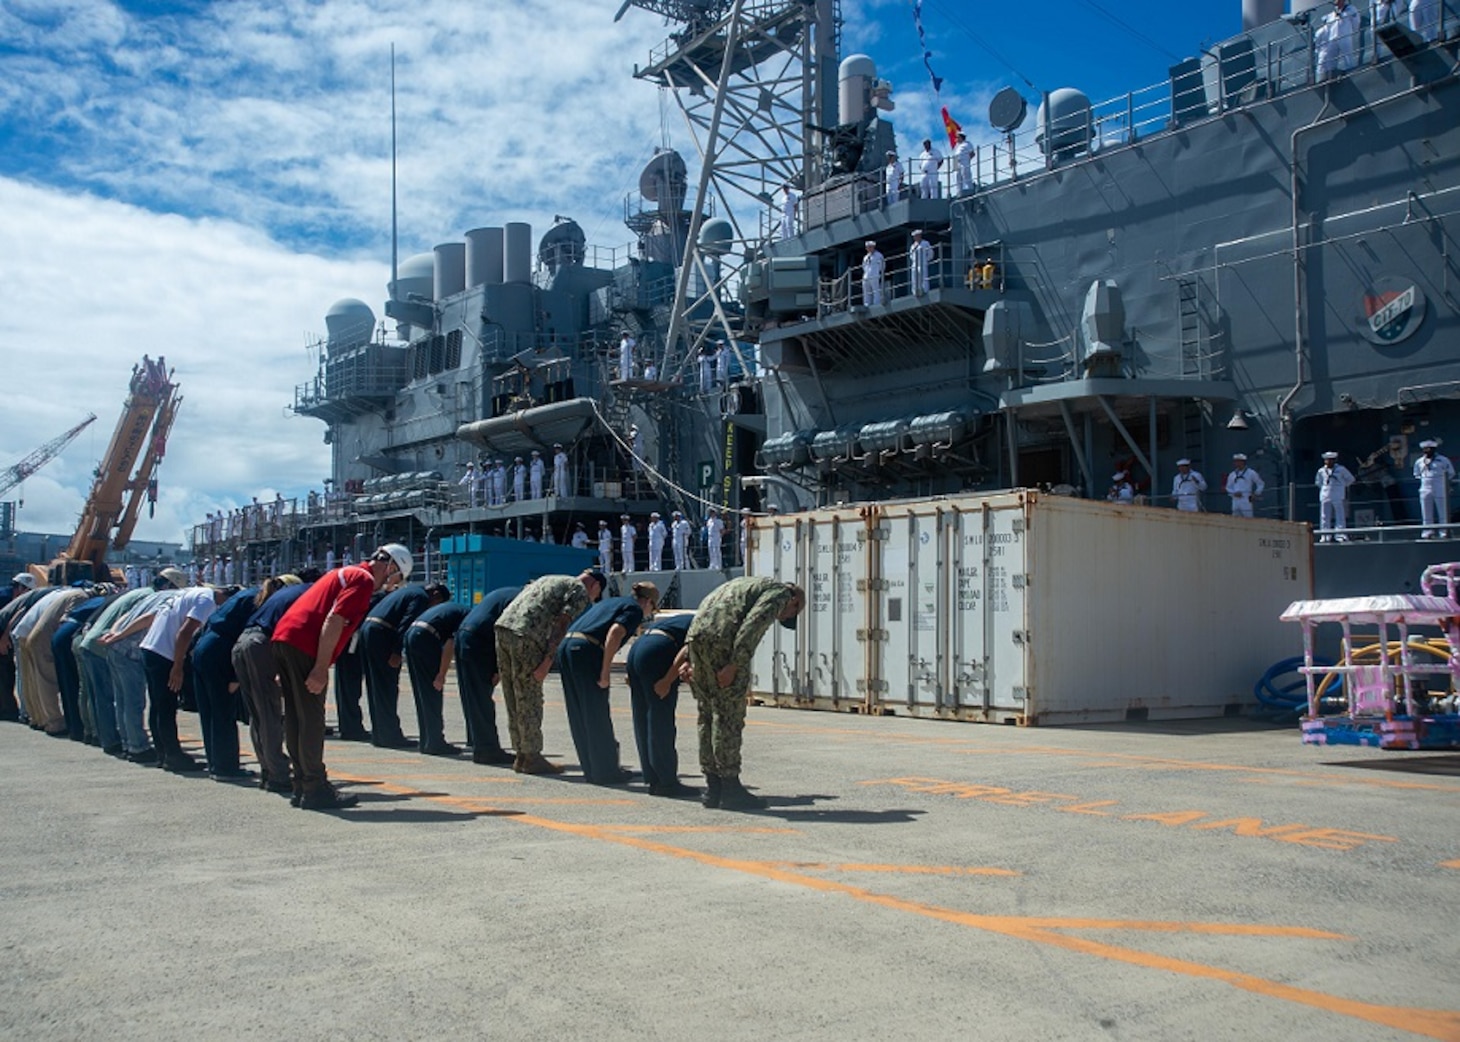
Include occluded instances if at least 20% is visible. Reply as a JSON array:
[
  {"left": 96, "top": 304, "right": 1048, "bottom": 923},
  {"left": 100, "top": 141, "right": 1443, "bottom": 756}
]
[
  {"left": 749, "top": 491, "right": 1313, "bottom": 725},
  {"left": 439, "top": 533, "right": 596, "bottom": 605}
]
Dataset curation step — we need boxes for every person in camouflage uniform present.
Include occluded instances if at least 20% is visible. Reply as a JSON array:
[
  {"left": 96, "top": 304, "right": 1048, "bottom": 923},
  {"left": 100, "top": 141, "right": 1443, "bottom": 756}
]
[
  {"left": 494, "top": 569, "right": 605, "bottom": 773},
  {"left": 686, "top": 576, "right": 805, "bottom": 810}
]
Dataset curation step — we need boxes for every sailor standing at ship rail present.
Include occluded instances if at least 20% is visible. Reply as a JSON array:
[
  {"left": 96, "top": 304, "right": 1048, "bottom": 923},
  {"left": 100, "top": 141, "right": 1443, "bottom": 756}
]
[
  {"left": 620, "top": 514, "right": 638, "bottom": 572},
  {"left": 779, "top": 182, "right": 798, "bottom": 240},
  {"left": 647, "top": 512, "right": 667, "bottom": 572},
  {"left": 671, "top": 511, "right": 692, "bottom": 570},
  {"left": 512, "top": 456, "right": 527, "bottom": 502},
  {"left": 952, "top": 130, "right": 973, "bottom": 195},
  {"left": 598, "top": 520, "right": 614, "bottom": 572},
  {"left": 618, "top": 331, "right": 636, "bottom": 380},
  {"left": 1225, "top": 453, "right": 1265, "bottom": 517},
  {"left": 1316, "top": 452, "right": 1356, "bottom": 542},
  {"left": 1171, "top": 459, "right": 1207, "bottom": 512},
  {"left": 884, "top": 150, "right": 903, "bottom": 205},
  {"left": 918, "top": 138, "right": 943, "bottom": 199},
  {"left": 861, "top": 241, "right": 885, "bottom": 306},
  {"left": 909, "top": 229, "right": 933, "bottom": 295},
  {"left": 706, "top": 509, "right": 725, "bottom": 570},
  {"left": 529, "top": 450, "right": 545, "bottom": 499},
  {"left": 1315, "top": 0, "right": 1361, "bottom": 80},
  {"left": 552, "top": 443, "right": 569, "bottom": 497},
  {"left": 459, "top": 461, "right": 480, "bottom": 508},
  {"left": 1410, "top": 0, "right": 1440, "bottom": 42},
  {"left": 1106, "top": 471, "right": 1134, "bottom": 504},
  {"left": 1414, "top": 439, "right": 1455, "bottom": 538}
]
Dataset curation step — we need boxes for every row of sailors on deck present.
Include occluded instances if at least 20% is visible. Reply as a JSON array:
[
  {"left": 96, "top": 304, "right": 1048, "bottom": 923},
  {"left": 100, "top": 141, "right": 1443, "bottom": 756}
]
[
  {"left": 1105, "top": 442, "right": 1454, "bottom": 539},
  {"left": 1318, "top": 0, "right": 1447, "bottom": 81},
  {"left": 459, "top": 447, "right": 570, "bottom": 506}
]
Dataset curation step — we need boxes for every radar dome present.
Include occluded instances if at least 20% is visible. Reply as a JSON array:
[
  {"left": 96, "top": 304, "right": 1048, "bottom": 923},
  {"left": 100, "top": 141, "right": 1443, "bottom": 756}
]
[
  {"left": 538, "top": 219, "right": 586, "bottom": 272},
  {"left": 1034, "top": 89, "right": 1093, "bottom": 159},
  {"left": 699, "top": 218, "right": 734, "bottom": 255},
  {"left": 390, "top": 252, "right": 435, "bottom": 303},
  {"left": 325, "top": 298, "right": 375, "bottom": 350}
]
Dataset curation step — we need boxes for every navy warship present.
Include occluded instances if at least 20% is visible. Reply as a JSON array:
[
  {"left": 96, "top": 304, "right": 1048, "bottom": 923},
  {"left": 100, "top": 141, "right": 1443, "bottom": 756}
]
[{"left": 189, "top": 0, "right": 1459, "bottom": 604}]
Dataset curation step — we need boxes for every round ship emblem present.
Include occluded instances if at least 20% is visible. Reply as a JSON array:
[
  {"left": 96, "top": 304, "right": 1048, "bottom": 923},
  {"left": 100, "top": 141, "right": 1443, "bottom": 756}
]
[{"left": 1358, "top": 277, "right": 1426, "bottom": 345}]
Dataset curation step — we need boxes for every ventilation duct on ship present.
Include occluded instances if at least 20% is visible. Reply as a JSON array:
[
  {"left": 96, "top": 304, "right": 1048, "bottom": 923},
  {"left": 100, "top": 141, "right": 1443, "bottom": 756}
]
[
  {"left": 466, "top": 227, "right": 504, "bottom": 288},
  {"left": 982, "top": 299, "right": 1034, "bottom": 374},
  {"left": 1080, "top": 279, "right": 1125, "bottom": 377},
  {"left": 433, "top": 242, "right": 466, "bottom": 300},
  {"left": 504, "top": 222, "right": 532, "bottom": 284}
]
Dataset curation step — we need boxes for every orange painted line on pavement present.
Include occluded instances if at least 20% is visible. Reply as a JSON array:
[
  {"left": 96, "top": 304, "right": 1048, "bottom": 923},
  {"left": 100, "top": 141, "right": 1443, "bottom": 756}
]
[
  {"left": 1440, "top": 858, "right": 1460, "bottom": 870},
  {"left": 595, "top": 825, "right": 801, "bottom": 835},
  {"left": 762, "top": 862, "right": 1020, "bottom": 878},
  {"left": 505, "top": 816, "right": 1460, "bottom": 1041}
]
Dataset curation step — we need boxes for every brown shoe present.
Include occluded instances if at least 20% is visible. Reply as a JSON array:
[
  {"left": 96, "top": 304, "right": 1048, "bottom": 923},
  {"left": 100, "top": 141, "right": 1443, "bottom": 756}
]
[{"left": 517, "top": 754, "right": 565, "bottom": 775}]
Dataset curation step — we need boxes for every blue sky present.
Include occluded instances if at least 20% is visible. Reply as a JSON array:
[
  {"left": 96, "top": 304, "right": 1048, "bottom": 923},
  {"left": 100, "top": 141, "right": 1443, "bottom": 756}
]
[{"left": 0, "top": 0, "right": 1247, "bottom": 544}]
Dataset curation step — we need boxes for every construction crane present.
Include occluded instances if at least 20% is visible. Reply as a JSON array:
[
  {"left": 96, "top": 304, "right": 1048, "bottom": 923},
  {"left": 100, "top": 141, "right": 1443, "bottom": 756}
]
[
  {"left": 0, "top": 414, "right": 97, "bottom": 501},
  {"left": 49, "top": 356, "right": 181, "bottom": 585}
]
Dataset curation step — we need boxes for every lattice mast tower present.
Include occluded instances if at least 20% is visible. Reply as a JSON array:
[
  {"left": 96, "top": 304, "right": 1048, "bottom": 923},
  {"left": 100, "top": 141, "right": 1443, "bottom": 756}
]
[{"left": 618, "top": 0, "right": 839, "bottom": 378}]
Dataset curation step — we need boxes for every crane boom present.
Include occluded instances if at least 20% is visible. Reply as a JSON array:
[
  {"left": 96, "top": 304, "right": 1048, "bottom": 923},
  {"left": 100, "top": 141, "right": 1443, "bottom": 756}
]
[
  {"left": 0, "top": 414, "right": 98, "bottom": 500},
  {"left": 61, "top": 356, "right": 180, "bottom": 581}
]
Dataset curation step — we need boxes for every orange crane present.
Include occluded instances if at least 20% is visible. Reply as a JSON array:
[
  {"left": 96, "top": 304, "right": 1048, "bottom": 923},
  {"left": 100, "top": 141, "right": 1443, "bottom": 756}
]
[
  {"left": 0, "top": 413, "right": 97, "bottom": 502},
  {"left": 49, "top": 356, "right": 181, "bottom": 585}
]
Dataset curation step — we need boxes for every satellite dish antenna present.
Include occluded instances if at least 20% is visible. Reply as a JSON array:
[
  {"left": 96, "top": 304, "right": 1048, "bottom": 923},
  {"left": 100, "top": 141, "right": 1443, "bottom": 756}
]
[
  {"left": 989, "top": 87, "right": 1028, "bottom": 133},
  {"left": 639, "top": 149, "right": 688, "bottom": 207}
]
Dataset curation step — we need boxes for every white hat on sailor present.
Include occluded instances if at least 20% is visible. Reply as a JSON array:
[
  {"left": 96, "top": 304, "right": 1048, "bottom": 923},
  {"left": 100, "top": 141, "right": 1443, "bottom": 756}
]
[
  {"left": 1232, "top": 452, "right": 1248, "bottom": 461},
  {"left": 1176, "top": 458, "right": 1191, "bottom": 466},
  {"left": 1112, "top": 471, "right": 1127, "bottom": 481},
  {"left": 1322, "top": 451, "right": 1339, "bottom": 460},
  {"left": 1420, "top": 439, "right": 1438, "bottom": 449}
]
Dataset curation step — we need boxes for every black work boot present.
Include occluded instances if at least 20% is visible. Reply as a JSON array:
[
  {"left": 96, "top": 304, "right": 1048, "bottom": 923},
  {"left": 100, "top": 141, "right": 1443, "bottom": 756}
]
[
  {"left": 700, "top": 773, "right": 722, "bottom": 809},
  {"left": 718, "top": 774, "right": 767, "bottom": 811}
]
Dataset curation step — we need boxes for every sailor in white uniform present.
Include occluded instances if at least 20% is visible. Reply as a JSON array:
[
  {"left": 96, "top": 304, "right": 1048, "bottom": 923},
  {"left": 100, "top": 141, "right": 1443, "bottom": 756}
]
[
  {"left": 647, "top": 512, "right": 667, "bottom": 572},
  {"left": 1106, "top": 471, "right": 1134, "bottom": 504},
  {"left": 459, "top": 462, "right": 480, "bottom": 507},
  {"left": 671, "top": 510, "right": 692, "bottom": 570},
  {"left": 861, "top": 241, "right": 885, "bottom": 306},
  {"left": 1315, "top": 0, "right": 1361, "bottom": 80},
  {"left": 618, "top": 331, "right": 636, "bottom": 381},
  {"left": 620, "top": 515, "right": 638, "bottom": 572},
  {"left": 909, "top": 229, "right": 934, "bottom": 295},
  {"left": 511, "top": 456, "right": 526, "bottom": 502},
  {"left": 1225, "top": 453, "right": 1265, "bottom": 517},
  {"left": 598, "top": 520, "right": 614, "bottom": 572},
  {"left": 1171, "top": 458, "right": 1207, "bottom": 512},
  {"left": 918, "top": 138, "right": 942, "bottom": 199},
  {"left": 884, "top": 151, "right": 903, "bottom": 206},
  {"left": 706, "top": 509, "right": 725, "bottom": 570},
  {"left": 1315, "top": 451, "right": 1356, "bottom": 541},
  {"left": 552, "top": 443, "right": 570, "bottom": 498},
  {"left": 779, "top": 182, "right": 798, "bottom": 240},
  {"left": 951, "top": 131, "right": 973, "bottom": 195},
  {"left": 1410, "top": 0, "right": 1440, "bottom": 42},
  {"left": 570, "top": 523, "right": 589, "bottom": 550},
  {"left": 1414, "top": 439, "right": 1455, "bottom": 538},
  {"left": 529, "top": 450, "right": 545, "bottom": 499}
]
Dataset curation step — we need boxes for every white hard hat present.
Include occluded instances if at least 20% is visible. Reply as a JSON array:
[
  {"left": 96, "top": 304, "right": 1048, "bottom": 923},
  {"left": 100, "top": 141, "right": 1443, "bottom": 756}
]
[
  {"left": 377, "top": 543, "right": 413, "bottom": 580},
  {"left": 11, "top": 572, "right": 36, "bottom": 590}
]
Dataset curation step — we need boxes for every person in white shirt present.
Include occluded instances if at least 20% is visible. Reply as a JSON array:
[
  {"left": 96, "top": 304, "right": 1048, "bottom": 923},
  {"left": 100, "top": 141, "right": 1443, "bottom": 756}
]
[
  {"left": 698, "top": 342, "right": 716, "bottom": 393},
  {"left": 1413, "top": 439, "right": 1455, "bottom": 538},
  {"left": 1315, "top": 451, "right": 1357, "bottom": 541},
  {"left": 491, "top": 459, "right": 508, "bottom": 505},
  {"left": 861, "top": 241, "right": 885, "bottom": 306},
  {"left": 1170, "top": 458, "right": 1207, "bottom": 512},
  {"left": 1315, "top": 0, "right": 1361, "bottom": 80},
  {"left": 570, "top": 523, "right": 590, "bottom": 550},
  {"left": 715, "top": 341, "right": 729, "bottom": 386},
  {"left": 1106, "top": 471, "right": 1134, "bottom": 504},
  {"left": 1225, "top": 453, "right": 1265, "bottom": 517},
  {"left": 529, "top": 450, "right": 545, "bottom": 499},
  {"left": 552, "top": 444, "right": 570, "bottom": 498},
  {"left": 706, "top": 509, "right": 725, "bottom": 570},
  {"left": 884, "top": 150, "right": 903, "bottom": 206},
  {"left": 647, "top": 513, "right": 667, "bottom": 572},
  {"left": 951, "top": 130, "right": 973, "bottom": 194},
  {"left": 909, "top": 229, "right": 934, "bottom": 295},
  {"left": 671, "top": 511, "right": 693, "bottom": 569},
  {"left": 918, "top": 138, "right": 943, "bottom": 199},
  {"left": 779, "top": 182, "right": 798, "bottom": 239}
]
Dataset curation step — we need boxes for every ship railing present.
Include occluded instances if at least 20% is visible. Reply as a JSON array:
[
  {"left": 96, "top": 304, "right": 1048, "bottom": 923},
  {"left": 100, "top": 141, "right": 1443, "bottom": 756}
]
[{"left": 821, "top": 244, "right": 962, "bottom": 314}]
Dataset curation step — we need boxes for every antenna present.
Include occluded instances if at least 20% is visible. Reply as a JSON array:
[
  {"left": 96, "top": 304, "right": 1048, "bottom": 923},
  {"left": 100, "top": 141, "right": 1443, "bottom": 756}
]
[{"left": 390, "top": 43, "right": 398, "bottom": 295}]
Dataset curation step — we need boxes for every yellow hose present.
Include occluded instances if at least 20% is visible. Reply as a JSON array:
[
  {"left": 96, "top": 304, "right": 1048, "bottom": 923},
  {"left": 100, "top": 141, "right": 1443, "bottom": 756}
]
[{"left": 1315, "top": 638, "right": 1455, "bottom": 701}]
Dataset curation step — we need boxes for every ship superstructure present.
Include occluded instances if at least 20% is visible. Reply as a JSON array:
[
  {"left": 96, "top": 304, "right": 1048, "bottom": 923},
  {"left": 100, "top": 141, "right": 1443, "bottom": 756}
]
[{"left": 190, "top": 1, "right": 1460, "bottom": 599}]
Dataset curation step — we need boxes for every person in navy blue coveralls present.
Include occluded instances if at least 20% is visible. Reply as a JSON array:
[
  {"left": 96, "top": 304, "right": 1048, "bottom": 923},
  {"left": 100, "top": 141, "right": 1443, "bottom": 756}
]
[
  {"left": 403, "top": 599, "right": 470, "bottom": 756},
  {"left": 454, "top": 586, "right": 520, "bottom": 765},
  {"left": 627, "top": 611, "right": 696, "bottom": 797},
  {"left": 190, "top": 584, "right": 258, "bottom": 777},
  {"left": 555, "top": 581, "right": 659, "bottom": 784},
  {"left": 357, "top": 583, "right": 449, "bottom": 747}
]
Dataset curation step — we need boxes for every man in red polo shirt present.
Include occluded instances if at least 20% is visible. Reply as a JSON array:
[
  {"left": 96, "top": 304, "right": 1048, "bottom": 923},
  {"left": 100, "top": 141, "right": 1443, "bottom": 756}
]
[{"left": 272, "top": 543, "right": 413, "bottom": 810}]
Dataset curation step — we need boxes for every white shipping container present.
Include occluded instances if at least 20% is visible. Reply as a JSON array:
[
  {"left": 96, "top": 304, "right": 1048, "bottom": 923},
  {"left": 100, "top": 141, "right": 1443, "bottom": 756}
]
[{"left": 748, "top": 491, "right": 1312, "bottom": 725}]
